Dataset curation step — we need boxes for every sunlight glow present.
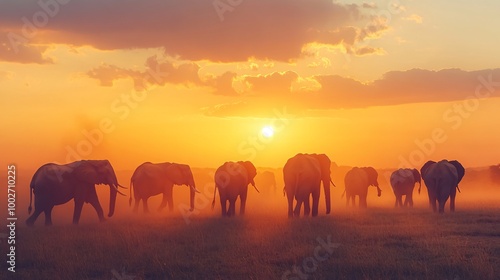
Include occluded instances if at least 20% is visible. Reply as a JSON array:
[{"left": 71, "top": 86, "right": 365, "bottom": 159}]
[{"left": 261, "top": 126, "right": 274, "bottom": 138}]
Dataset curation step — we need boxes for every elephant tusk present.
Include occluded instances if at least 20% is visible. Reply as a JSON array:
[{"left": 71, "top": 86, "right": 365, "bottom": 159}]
[
  {"left": 253, "top": 184, "right": 260, "bottom": 193},
  {"left": 190, "top": 185, "right": 201, "bottom": 193},
  {"left": 330, "top": 179, "right": 337, "bottom": 187},
  {"left": 112, "top": 185, "right": 127, "bottom": 196},
  {"left": 117, "top": 184, "right": 127, "bottom": 189}
]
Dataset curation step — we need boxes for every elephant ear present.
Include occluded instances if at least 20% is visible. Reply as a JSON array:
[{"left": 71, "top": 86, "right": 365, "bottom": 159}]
[
  {"left": 420, "top": 161, "right": 436, "bottom": 177},
  {"left": 311, "top": 154, "right": 332, "bottom": 180},
  {"left": 74, "top": 160, "right": 100, "bottom": 184},
  {"left": 240, "top": 161, "right": 257, "bottom": 182},
  {"left": 411, "top": 169, "right": 421, "bottom": 184},
  {"left": 364, "top": 167, "right": 379, "bottom": 187},
  {"left": 449, "top": 160, "right": 465, "bottom": 183}
]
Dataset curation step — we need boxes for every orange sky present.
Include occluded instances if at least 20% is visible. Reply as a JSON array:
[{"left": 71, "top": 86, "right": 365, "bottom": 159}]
[{"left": 1, "top": 0, "right": 500, "bottom": 171}]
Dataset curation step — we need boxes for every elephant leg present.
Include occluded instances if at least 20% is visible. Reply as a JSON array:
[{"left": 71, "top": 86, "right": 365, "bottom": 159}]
[
  {"left": 158, "top": 195, "right": 167, "bottom": 211},
  {"left": 345, "top": 195, "right": 349, "bottom": 207},
  {"left": 87, "top": 188, "right": 105, "bottom": 222},
  {"left": 287, "top": 194, "right": 294, "bottom": 218},
  {"left": 360, "top": 195, "right": 367, "bottom": 208},
  {"left": 133, "top": 198, "right": 140, "bottom": 213},
  {"left": 407, "top": 192, "right": 414, "bottom": 207},
  {"left": 450, "top": 192, "right": 456, "bottom": 212},
  {"left": 351, "top": 195, "right": 356, "bottom": 207},
  {"left": 72, "top": 198, "right": 85, "bottom": 225},
  {"left": 166, "top": 186, "right": 174, "bottom": 212},
  {"left": 26, "top": 208, "right": 43, "bottom": 226},
  {"left": 293, "top": 198, "right": 303, "bottom": 217},
  {"left": 429, "top": 195, "right": 437, "bottom": 212},
  {"left": 303, "top": 195, "right": 311, "bottom": 217},
  {"left": 44, "top": 205, "right": 54, "bottom": 226},
  {"left": 220, "top": 199, "right": 227, "bottom": 217},
  {"left": 240, "top": 193, "right": 247, "bottom": 215},
  {"left": 311, "top": 192, "right": 320, "bottom": 217},
  {"left": 143, "top": 198, "right": 150, "bottom": 214},
  {"left": 228, "top": 199, "right": 236, "bottom": 217},
  {"left": 158, "top": 186, "right": 174, "bottom": 212},
  {"left": 403, "top": 195, "right": 409, "bottom": 207}
]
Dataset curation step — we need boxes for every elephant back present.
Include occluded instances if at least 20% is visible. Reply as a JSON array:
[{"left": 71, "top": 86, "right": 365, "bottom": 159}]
[
  {"left": 390, "top": 169, "right": 413, "bottom": 187},
  {"left": 344, "top": 167, "right": 367, "bottom": 188},
  {"left": 215, "top": 162, "right": 248, "bottom": 189}
]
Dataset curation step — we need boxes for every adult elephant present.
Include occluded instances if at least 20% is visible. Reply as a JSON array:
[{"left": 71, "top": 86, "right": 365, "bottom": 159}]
[
  {"left": 26, "top": 160, "right": 126, "bottom": 226},
  {"left": 130, "top": 162, "right": 198, "bottom": 213},
  {"left": 420, "top": 160, "right": 465, "bottom": 213},
  {"left": 211, "top": 161, "right": 259, "bottom": 217},
  {"left": 343, "top": 167, "right": 381, "bottom": 208},
  {"left": 283, "top": 153, "right": 333, "bottom": 217},
  {"left": 390, "top": 168, "right": 421, "bottom": 207}
]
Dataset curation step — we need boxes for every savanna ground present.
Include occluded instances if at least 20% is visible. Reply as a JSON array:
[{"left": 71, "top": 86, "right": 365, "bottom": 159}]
[{"left": 2, "top": 168, "right": 500, "bottom": 279}]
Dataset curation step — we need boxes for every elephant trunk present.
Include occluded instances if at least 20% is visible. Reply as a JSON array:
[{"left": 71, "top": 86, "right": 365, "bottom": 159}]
[
  {"left": 189, "top": 179, "right": 196, "bottom": 212},
  {"left": 107, "top": 173, "right": 119, "bottom": 217},
  {"left": 250, "top": 179, "right": 260, "bottom": 193},
  {"left": 322, "top": 177, "right": 331, "bottom": 214},
  {"left": 108, "top": 185, "right": 117, "bottom": 217}
]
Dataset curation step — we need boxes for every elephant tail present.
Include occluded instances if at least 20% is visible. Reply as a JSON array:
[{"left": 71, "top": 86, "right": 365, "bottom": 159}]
[
  {"left": 28, "top": 182, "right": 33, "bottom": 214},
  {"left": 28, "top": 166, "right": 43, "bottom": 214},
  {"left": 211, "top": 185, "right": 217, "bottom": 209},
  {"left": 341, "top": 189, "right": 346, "bottom": 199},
  {"left": 129, "top": 179, "right": 133, "bottom": 206},
  {"left": 456, "top": 185, "right": 461, "bottom": 193}
]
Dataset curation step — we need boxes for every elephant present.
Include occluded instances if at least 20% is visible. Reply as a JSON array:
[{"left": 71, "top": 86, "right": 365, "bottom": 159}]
[
  {"left": 211, "top": 161, "right": 259, "bottom": 217},
  {"left": 26, "top": 160, "right": 126, "bottom": 226},
  {"left": 254, "top": 171, "right": 277, "bottom": 195},
  {"left": 490, "top": 164, "right": 500, "bottom": 185},
  {"left": 283, "top": 153, "right": 333, "bottom": 217},
  {"left": 420, "top": 160, "right": 465, "bottom": 213},
  {"left": 343, "top": 167, "right": 381, "bottom": 208},
  {"left": 130, "top": 162, "right": 199, "bottom": 213},
  {"left": 390, "top": 168, "right": 421, "bottom": 207}
]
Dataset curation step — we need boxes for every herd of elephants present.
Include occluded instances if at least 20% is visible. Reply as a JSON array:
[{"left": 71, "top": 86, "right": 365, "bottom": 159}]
[{"left": 25, "top": 154, "right": 468, "bottom": 226}]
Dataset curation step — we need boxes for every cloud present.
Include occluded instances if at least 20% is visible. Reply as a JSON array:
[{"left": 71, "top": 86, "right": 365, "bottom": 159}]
[
  {"left": 204, "top": 68, "right": 500, "bottom": 116},
  {"left": 353, "top": 46, "right": 385, "bottom": 56},
  {"left": 0, "top": 0, "right": 388, "bottom": 62},
  {"left": 403, "top": 14, "right": 423, "bottom": 24},
  {"left": 0, "top": 32, "right": 53, "bottom": 64},
  {"left": 87, "top": 56, "right": 238, "bottom": 95},
  {"left": 243, "top": 71, "right": 299, "bottom": 95}
]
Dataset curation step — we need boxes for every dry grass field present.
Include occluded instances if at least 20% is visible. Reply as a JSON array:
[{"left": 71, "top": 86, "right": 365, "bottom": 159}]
[{"left": 2, "top": 169, "right": 500, "bottom": 280}]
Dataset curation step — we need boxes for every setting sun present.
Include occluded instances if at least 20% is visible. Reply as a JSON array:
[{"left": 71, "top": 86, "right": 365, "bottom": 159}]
[{"left": 261, "top": 126, "right": 274, "bottom": 138}]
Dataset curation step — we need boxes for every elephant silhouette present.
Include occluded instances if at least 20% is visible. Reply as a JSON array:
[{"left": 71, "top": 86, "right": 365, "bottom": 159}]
[
  {"left": 343, "top": 167, "right": 381, "bottom": 208},
  {"left": 390, "top": 168, "right": 421, "bottom": 208},
  {"left": 212, "top": 161, "right": 259, "bottom": 217},
  {"left": 283, "top": 153, "right": 333, "bottom": 217},
  {"left": 421, "top": 160, "right": 465, "bottom": 213},
  {"left": 26, "top": 160, "right": 126, "bottom": 226},
  {"left": 130, "top": 162, "right": 199, "bottom": 213}
]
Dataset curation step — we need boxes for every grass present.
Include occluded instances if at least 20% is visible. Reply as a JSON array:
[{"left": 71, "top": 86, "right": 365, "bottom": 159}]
[{"left": 6, "top": 207, "right": 500, "bottom": 280}]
